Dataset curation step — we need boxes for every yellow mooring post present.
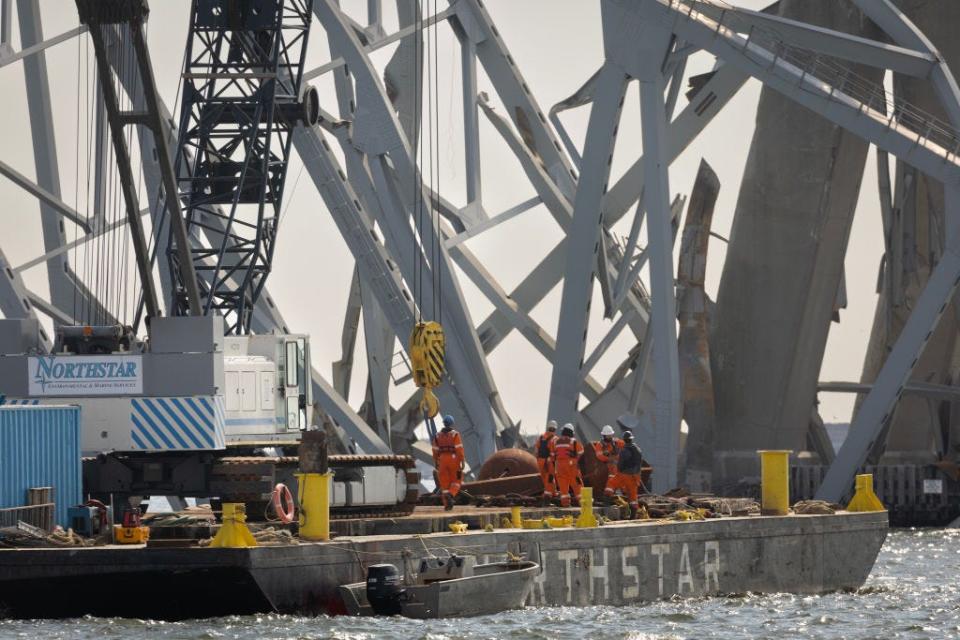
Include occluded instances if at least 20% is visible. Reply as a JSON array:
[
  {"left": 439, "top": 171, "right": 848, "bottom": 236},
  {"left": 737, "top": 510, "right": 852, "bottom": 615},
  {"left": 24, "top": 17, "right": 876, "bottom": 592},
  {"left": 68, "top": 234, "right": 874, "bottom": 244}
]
[
  {"left": 511, "top": 506, "right": 522, "bottom": 528},
  {"left": 297, "top": 472, "right": 331, "bottom": 541},
  {"left": 846, "top": 473, "right": 886, "bottom": 512},
  {"left": 575, "top": 486, "right": 598, "bottom": 528},
  {"left": 298, "top": 430, "right": 331, "bottom": 541},
  {"left": 210, "top": 503, "right": 258, "bottom": 548},
  {"left": 758, "top": 450, "right": 791, "bottom": 515}
]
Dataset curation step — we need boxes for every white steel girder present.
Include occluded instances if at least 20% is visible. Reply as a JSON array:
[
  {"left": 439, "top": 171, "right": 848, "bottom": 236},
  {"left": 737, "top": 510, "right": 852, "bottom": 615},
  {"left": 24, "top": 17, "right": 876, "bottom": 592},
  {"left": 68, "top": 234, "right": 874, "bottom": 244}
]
[
  {"left": 476, "top": 61, "right": 746, "bottom": 371},
  {"left": 636, "top": 0, "right": 960, "bottom": 499},
  {"left": 642, "top": 1, "right": 960, "bottom": 186},
  {"left": 313, "top": 0, "right": 511, "bottom": 466},
  {"left": 549, "top": 3, "right": 681, "bottom": 490},
  {"left": 16, "top": 0, "right": 112, "bottom": 327},
  {"left": 547, "top": 63, "right": 630, "bottom": 427}
]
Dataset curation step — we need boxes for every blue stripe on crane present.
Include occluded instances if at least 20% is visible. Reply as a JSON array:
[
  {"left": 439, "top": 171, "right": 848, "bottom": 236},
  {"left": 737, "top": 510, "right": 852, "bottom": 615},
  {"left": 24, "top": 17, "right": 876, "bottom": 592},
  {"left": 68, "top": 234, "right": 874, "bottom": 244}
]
[{"left": 129, "top": 396, "right": 224, "bottom": 451}]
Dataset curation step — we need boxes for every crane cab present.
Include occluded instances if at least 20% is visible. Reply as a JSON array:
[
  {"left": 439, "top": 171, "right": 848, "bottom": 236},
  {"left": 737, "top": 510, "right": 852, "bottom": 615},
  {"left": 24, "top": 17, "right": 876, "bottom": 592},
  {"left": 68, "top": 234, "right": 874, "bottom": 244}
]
[{"left": 222, "top": 334, "right": 313, "bottom": 442}]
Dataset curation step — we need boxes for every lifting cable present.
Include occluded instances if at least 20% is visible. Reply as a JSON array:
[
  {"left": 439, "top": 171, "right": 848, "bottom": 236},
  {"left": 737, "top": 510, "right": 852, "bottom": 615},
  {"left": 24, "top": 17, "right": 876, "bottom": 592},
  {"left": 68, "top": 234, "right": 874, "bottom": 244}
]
[
  {"left": 83, "top": 30, "right": 94, "bottom": 326},
  {"left": 73, "top": 24, "right": 82, "bottom": 326},
  {"left": 73, "top": 22, "right": 146, "bottom": 329},
  {"left": 408, "top": 1, "right": 446, "bottom": 432}
]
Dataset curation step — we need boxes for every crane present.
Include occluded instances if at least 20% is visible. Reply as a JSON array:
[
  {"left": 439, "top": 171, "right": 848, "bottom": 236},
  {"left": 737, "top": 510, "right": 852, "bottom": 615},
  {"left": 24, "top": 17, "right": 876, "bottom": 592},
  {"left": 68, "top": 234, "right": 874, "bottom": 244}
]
[{"left": 52, "top": 0, "right": 420, "bottom": 519}]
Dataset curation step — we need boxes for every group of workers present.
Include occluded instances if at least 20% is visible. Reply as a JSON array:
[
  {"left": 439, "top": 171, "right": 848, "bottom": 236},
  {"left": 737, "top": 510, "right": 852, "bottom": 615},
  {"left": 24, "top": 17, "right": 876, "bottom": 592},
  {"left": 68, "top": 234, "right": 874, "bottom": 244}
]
[
  {"left": 432, "top": 414, "right": 647, "bottom": 517},
  {"left": 536, "top": 420, "right": 647, "bottom": 517}
]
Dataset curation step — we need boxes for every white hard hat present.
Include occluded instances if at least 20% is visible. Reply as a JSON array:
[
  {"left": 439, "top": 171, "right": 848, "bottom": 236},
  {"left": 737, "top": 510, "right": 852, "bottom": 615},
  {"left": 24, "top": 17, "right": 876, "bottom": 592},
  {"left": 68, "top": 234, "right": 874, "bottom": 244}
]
[
  {"left": 547, "top": 419, "right": 558, "bottom": 431},
  {"left": 600, "top": 425, "right": 615, "bottom": 437}
]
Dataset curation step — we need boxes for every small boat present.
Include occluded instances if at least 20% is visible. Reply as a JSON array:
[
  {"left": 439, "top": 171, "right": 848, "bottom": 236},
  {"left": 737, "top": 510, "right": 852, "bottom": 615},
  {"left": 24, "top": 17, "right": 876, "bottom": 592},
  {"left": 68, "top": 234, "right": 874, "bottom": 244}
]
[{"left": 338, "top": 554, "right": 539, "bottom": 618}]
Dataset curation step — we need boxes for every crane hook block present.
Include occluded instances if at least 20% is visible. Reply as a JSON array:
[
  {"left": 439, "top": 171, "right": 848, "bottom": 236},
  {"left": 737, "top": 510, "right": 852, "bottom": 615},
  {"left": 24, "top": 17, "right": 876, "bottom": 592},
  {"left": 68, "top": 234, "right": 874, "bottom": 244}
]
[
  {"left": 409, "top": 321, "right": 445, "bottom": 390},
  {"left": 420, "top": 388, "right": 440, "bottom": 419}
]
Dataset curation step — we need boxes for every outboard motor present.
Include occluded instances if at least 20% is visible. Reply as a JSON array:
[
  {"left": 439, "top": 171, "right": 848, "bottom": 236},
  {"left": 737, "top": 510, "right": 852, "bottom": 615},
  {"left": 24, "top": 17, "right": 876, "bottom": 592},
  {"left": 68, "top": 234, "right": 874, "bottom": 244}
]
[{"left": 366, "top": 564, "right": 404, "bottom": 615}]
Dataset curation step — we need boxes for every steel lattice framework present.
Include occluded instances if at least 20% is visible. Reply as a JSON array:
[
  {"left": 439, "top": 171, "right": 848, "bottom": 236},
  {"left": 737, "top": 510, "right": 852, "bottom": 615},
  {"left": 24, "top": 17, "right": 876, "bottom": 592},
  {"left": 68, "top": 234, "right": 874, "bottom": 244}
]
[
  {"left": 4, "top": 0, "right": 960, "bottom": 499},
  {"left": 171, "top": 0, "right": 314, "bottom": 334}
]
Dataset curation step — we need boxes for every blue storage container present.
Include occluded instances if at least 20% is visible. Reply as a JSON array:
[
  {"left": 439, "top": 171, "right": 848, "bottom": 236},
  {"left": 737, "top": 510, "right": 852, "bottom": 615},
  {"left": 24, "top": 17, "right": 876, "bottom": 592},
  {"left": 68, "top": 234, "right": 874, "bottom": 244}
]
[{"left": 0, "top": 405, "right": 82, "bottom": 528}]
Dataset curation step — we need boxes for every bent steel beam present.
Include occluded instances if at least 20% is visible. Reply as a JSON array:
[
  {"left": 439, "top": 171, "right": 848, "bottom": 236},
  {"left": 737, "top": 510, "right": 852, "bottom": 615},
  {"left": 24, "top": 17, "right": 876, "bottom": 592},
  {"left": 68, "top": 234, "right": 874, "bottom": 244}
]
[
  {"left": 314, "top": 0, "right": 509, "bottom": 465},
  {"left": 638, "top": 73, "right": 682, "bottom": 493},
  {"left": 641, "top": 0, "right": 960, "bottom": 187},
  {"left": 685, "top": 2, "right": 935, "bottom": 77},
  {"left": 817, "top": 219, "right": 960, "bottom": 501},
  {"left": 0, "top": 160, "right": 92, "bottom": 233},
  {"left": 0, "top": 246, "right": 52, "bottom": 351},
  {"left": 17, "top": 0, "right": 111, "bottom": 326},
  {"left": 450, "top": 0, "right": 578, "bottom": 198},
  {"left": 547, "top": 62, "right": 629, "bottom": 425},
  {"left": 850, "top": 0, "right": 960, "bottom": 128}
]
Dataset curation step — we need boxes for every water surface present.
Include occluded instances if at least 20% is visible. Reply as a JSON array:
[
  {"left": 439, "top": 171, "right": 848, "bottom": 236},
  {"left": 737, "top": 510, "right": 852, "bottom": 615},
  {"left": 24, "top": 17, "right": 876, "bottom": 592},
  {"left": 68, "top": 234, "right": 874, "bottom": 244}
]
[{"left": 1, "top": 528, "right": 957, "bottom": 639}]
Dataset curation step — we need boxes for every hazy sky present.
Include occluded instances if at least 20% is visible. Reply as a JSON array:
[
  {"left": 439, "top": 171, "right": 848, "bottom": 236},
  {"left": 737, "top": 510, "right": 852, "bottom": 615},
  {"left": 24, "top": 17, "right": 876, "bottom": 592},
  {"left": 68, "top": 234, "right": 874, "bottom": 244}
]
[{"left": 0, "top": 0, "right": 884, "bottom": 432}]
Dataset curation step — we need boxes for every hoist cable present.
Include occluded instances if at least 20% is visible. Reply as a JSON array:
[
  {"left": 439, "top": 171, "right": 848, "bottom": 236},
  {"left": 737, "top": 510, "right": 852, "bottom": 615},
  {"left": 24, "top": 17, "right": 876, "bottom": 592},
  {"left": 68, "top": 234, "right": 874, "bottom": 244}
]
[
  {"left": 73, "top": 22, "right": 82, "bottom": 326},
  {"left": 433, "top": 0, "right": 442, "bottom": 324},
  {"left": 83, "top": 33, "right": 94, "bottom": 325},
  {"left": 115, "top": 28, "right": 129, "bottom": 322},
  {"left": 426, "top": 0, "right": 435, "bottom": 321},
  {"left": 414, "top": 2, "right": 424, "bottom": 322}
]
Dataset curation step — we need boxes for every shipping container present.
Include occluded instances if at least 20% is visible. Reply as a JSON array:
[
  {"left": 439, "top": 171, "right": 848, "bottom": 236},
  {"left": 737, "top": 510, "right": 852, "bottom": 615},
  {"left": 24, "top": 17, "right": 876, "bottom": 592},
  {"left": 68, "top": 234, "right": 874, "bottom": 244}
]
[{"left": 0, "top": 405, "right": 82, "bottom": 528}]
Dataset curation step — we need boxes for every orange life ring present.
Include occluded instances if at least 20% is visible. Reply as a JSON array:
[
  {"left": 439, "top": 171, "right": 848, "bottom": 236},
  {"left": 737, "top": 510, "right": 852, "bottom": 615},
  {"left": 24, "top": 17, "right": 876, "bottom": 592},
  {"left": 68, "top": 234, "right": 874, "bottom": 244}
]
[{"left": 272, "top": 483, "right": 295, "bottom": 523}]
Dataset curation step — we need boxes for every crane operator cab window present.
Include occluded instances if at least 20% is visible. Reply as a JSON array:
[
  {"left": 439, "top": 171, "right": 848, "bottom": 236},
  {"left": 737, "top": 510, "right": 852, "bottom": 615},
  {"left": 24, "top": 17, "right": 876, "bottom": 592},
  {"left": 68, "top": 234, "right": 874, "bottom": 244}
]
[{"left": 284, "top": 339, "right": 308, "bottom": 431}]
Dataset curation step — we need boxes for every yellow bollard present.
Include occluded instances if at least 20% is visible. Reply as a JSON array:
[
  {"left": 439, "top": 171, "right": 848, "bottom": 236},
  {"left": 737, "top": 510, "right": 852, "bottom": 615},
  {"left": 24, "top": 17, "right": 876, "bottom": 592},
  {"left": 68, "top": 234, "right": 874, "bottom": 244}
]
[
  {"left": 575, "top": 486, "right": 598, "bottom": 528},
  {"left": 758, "top": 450, "right": 791, "bottom": 516},
  {"left": 511, "top": 506, "right": 522, "bottom": 529},
  {"left": 846, "top": 473, "right": 886, "bottom": 512},
  {"left": 210, "top": 503, "right": 258, "bottom": 548},
  {"left": 296, "top": 472, "right": 331, "bottom": 541}
]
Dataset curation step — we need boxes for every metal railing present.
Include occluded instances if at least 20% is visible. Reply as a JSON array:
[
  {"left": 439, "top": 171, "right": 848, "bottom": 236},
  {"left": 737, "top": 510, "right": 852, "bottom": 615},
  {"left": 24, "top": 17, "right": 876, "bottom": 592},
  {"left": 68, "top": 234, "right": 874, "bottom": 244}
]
[{"left": 662, "top": 0, "right": 960, "bottom": 162}]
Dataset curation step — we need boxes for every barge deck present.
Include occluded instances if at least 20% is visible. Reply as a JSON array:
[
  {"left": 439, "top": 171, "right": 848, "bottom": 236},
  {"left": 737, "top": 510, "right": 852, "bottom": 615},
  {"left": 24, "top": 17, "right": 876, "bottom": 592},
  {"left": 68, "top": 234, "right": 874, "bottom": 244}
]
[{"left": 0, "top": 508, "right": 888, "bottom": 620}]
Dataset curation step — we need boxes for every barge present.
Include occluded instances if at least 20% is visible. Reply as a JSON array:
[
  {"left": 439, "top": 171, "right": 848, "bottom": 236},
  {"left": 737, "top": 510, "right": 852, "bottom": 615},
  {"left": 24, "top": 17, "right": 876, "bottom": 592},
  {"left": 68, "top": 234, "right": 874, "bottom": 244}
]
[{"left": 0, "top": 507, "right": 888, "bottom": 620}]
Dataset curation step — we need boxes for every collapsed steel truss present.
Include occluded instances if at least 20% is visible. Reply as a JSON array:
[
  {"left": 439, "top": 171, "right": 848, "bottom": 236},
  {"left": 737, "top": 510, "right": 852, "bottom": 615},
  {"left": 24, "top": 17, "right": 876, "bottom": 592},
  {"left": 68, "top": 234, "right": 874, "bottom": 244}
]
[{"left": 4, "top": 0, "right": 960, "bottom": 497}]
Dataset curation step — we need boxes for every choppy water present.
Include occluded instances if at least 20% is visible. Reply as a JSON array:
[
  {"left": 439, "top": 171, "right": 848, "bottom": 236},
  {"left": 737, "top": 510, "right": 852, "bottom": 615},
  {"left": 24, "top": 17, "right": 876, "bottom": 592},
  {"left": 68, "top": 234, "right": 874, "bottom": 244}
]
[{"left": 1, "top": 528, "right": 958, "bottom": 640}]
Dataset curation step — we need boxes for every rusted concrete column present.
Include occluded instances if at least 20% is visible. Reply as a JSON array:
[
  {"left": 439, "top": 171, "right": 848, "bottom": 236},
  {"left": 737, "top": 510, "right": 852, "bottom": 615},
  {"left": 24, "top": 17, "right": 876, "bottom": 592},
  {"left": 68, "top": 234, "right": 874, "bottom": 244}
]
[
  {"left": 710, "top": 0, "right": 882, "bottom": 491},
  {"left": 857, "top": 0, "right": 960, "bottom": 464}
]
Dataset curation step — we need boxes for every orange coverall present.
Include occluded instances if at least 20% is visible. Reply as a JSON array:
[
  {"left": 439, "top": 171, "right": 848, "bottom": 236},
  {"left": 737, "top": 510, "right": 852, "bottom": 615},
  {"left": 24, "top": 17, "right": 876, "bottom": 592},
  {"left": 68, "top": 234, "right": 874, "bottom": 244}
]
[
  {"left": 607, "top": 442, "right": 644, "bottom": 507},
  {"left": 433, "top": 428, "right": 465, "bottom": 498},
  {"left": 535, "top": 431, "right": 557, "bottom": 497},
  {"left": 593, "top": 437, "right": 625, "bottom": 497},
  {"left": 549, "top": 435, "right": 584, "bottom": 506}
]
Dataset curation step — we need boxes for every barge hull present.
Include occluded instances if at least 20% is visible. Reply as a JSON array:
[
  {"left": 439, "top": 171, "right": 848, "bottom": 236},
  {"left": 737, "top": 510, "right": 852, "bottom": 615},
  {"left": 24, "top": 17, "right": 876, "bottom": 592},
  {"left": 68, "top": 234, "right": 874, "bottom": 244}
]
[{"left": 0, "top": 511, "right": 887, "bottom": 619}]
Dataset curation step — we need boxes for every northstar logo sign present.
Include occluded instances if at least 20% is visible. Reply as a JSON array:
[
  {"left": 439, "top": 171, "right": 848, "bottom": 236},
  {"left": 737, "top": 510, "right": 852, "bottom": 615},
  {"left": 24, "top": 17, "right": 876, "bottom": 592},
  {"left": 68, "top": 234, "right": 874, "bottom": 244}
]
[{"left": 28, "top": 355, "right": 143, "bottom": 396}]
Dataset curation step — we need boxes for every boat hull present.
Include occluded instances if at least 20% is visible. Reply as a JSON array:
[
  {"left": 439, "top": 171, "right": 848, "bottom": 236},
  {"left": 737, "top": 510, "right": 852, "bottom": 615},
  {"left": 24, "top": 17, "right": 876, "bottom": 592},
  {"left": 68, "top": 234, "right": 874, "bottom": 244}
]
[
  {"left": 0, "top": 511, "right": 888, "bottom": 619},
  {"left": 339, "top": 561, "right": 540, "bottom": 618}
]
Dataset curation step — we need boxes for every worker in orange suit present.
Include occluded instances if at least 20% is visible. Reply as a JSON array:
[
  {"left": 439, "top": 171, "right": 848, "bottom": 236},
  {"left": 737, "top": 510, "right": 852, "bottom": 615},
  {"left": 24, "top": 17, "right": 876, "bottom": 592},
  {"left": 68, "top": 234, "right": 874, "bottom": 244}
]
[
  {"left": 535, "top": 420, "right": 559, "bottom": 499},
  {"left": 607, "top": 430, "right": 645, "bottom": 518},
  {"left": 549, "top": 423, "right": 584, "bottom": 507},
  {"left": 432, "top": 414, "right": 465, "bottom": 511},
  {"left": 594, "top": 424, "right": 625, "bottom": 498}
]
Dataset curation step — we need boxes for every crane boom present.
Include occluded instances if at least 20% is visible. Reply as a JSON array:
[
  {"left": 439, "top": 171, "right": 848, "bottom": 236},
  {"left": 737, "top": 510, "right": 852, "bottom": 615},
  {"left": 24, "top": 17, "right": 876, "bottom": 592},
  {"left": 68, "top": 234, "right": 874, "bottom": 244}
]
[{"left": 170, "top": 0, "right": 317, "bottom": 334}]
